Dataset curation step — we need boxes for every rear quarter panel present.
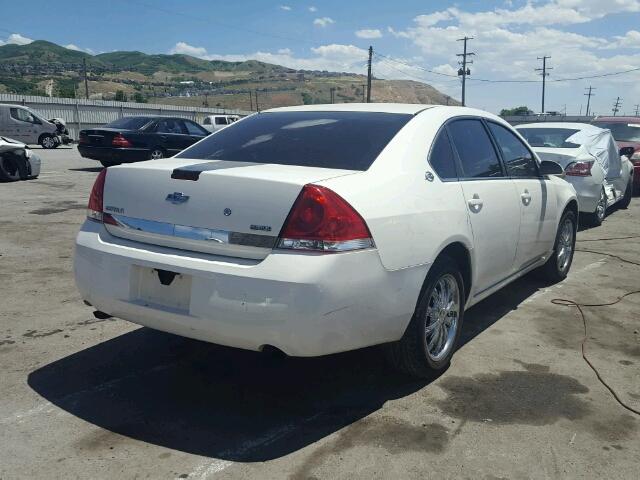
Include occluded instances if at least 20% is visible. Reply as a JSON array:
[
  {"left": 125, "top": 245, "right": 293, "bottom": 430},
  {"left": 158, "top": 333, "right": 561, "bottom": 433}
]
[{"left": 320, "top": 107, "right": 474, "bottom": 272}]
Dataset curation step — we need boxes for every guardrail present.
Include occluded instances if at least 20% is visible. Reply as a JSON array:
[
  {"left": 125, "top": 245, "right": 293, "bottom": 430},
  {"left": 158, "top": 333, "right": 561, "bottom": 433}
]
[{"left": 0, "top": 94, "right": 252, "bottom": 139}]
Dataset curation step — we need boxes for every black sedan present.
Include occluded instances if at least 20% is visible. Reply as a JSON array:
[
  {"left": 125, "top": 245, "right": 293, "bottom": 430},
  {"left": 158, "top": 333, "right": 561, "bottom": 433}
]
[{"left": 78, "top": 116, "right": 210, "bottom": 167}]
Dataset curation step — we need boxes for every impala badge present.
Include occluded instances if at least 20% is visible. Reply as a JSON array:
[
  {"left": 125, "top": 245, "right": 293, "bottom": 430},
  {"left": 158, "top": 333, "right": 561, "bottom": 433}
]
[{"left": 166, "top": 192, "right": 190, "bottom": 204}]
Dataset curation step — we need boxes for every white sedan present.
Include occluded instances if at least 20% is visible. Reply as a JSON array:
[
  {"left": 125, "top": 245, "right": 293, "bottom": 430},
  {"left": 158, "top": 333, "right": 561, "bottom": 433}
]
[
  {"left": 74, "top": 104, "right": 577, "bottom": 378},
  {"left": 516, "top": 122, "right": 634, "bottom": 226}
]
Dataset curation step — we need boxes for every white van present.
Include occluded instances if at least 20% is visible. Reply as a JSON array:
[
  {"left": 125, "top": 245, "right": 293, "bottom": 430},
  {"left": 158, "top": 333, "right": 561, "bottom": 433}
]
[
  {"left": 0, "top": 104, "right": 60, "bottom": 148},
  {"left": 202, "top": 114, "right": 240, "bottom": 133}
]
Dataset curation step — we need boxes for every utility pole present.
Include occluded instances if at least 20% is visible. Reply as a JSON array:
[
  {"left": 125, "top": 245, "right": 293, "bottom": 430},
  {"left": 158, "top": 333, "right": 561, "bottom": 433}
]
[
  {"left": 203, "top": 93, "right": 209, "bottom": 108},
  {"left": 255, "top": 90, "right": 259, "bottom": 112},
  {"left": 360, "top": 84, "right": 366, "bottom": 102},
  {"left": 535, "top": 56, "right": 552, "bottom": 114},
  {"left": 82, "top": 58, "right": 89, "bottom": 100},
  {"left": 456, "top": 37, "right": 474, "bottom": 107},
  {"left": 634, "top": 104, "right": 639, "bottom": 116},
  {"left": 330, "top": 87, "right": 336, "bottom": 104},
  {"left": 612, "top": 97, "right": 622, "bottom": 116},
  {"left": 366, "top": 46, "right": 373, "bottom": 103},
  {"left": 249, "top": 91, "right": 253, "bottom": 111},
  {"left": 584, "top": 86, "right": 595, "bottom": 116}
]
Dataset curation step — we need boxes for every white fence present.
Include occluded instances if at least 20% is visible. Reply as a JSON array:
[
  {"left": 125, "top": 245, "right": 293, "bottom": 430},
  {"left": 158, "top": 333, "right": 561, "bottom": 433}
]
[{"left": 0, "top": 94, "right": 251, "bottom": 139}]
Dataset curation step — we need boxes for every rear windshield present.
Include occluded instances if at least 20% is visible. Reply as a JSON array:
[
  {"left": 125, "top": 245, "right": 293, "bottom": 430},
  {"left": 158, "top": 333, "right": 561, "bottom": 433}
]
[
  {"left": 176, "top": 111, "right": 413, "bottom": 170},
  {"left": 105, "top": 117, "right": 153, "bottom": 130},
  {"left": 517, "top": 128, "right": 581, "bottom": 148},
  {"left": 592, "top": 122, "right": 640, "bottom": 142}
]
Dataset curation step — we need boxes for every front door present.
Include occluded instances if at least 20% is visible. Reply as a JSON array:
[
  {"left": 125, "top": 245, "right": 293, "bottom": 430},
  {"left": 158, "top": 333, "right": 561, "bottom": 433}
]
[
  {"left": 8, "top": 107, "right": 37, "bottom": 143},
  {"left": 447, "top": 118, "right": 521, "bottom": 295},
  {"left": 486, "top": 121, "right": 557, "bottom": 269}
]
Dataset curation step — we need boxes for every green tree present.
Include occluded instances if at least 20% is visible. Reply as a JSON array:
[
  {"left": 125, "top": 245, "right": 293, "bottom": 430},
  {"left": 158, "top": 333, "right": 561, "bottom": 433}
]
[
  {"left": 133, "top": 92, "right": 147, "bottom": 103},
  {"left": 500, "top": 106, "right": 533, "bottom": 116},
  {"left": 301, "top": 92, "right": 313, "bottom": 105},
  {"left": 114, "top": 90, "right": 128, "bottom": 102}
]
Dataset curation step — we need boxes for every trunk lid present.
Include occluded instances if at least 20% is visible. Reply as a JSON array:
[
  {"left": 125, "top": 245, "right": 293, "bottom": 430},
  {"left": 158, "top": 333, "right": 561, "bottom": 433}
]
[
  {"left": 81, "top": 128, "right": 133, "bottom": 146},
  {"left": 102, "top": 158, "right": 358, "bottom": 259}
]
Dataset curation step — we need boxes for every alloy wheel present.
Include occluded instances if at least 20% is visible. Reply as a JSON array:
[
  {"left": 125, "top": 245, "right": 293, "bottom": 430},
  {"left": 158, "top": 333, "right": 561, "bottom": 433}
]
[
  {"left": 596, "top": 189, "right": 606, "bottom": 221},
  {"left": 556, "top": 217, "right": 574, "bottom": 272},
  {"left": 425, "top": 274, "right": 460, "bottom": 362},
  {"left": 150, "top": 149, "right": 164, "bottom": 160},
  {"left": 42, "top": 136, "right": 55, "bottom": 149}
]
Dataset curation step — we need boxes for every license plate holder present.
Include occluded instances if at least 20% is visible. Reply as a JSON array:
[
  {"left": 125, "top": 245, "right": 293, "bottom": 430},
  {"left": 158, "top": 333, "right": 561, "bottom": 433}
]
[{"left": 132, "top": 266, "right": 192, "bottom": 311}]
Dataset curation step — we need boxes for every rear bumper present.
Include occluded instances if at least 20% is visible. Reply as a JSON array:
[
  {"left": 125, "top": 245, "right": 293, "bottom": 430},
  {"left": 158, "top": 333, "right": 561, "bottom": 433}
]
[
  {"left": 78, "top": 145, "right": 149, "bottom": 163},
  {"left": 74, "top": 220, "right": 425, "bottom": 356}
]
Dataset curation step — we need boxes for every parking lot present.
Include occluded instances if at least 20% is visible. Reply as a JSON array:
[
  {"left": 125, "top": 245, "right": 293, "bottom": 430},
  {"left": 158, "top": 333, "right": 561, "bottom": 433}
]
[{"left": 1, "top": 146, "right": 639, "bottom": 479}]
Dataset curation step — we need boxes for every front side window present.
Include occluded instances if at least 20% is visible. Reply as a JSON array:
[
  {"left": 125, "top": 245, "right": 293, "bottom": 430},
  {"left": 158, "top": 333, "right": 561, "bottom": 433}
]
[
  {"left": 448, "top": 119, "right": 503, "bottom": 178},
  {"left": 429, "top": 129, "right": 457, "bottom": 180},
  {"left": 215, "top": 117, "right": 228, "bottom": 125},
  {"left": 10, "top": 108, "right": 35, "bottom": 123},
  {"left": 203, "top": 117, "right": 211, "bottom": 125},
  {"left": 488, "top": 122, "right": 539, "bottom": 177},
  {"left": 176, "top": 111, "right": 413, "bottom": 171}
]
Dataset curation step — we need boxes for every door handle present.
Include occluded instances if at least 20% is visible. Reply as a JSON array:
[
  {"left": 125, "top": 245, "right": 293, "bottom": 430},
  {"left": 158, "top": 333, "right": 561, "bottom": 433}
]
[
  {"left": 521, "top": 189, "right": 532, "bottom": 206},
  {"left": 468, "top": 194, "right": 483, "bottom": 212}
]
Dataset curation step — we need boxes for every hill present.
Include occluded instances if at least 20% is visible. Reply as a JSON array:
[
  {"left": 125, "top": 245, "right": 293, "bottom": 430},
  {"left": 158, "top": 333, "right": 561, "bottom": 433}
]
[{"left": 0, "top": 40, "right": 460, "bottom": 108}]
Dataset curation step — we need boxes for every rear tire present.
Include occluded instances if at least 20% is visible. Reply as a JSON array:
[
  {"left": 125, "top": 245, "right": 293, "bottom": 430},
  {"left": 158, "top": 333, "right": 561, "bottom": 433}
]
[
  {"left": 618, "top": 180, "right": 632, "bottom": 209},
  {"left": 385, "top": 256, "right": 465, "bottom": 379},
  {"left": 149, "top": 147, "right": 165, "bottom": 160},
  {"left": 538, "top": 209, "right": 576, "bottom": 284},
  {"left": 39, "top": 134, "right": 56, "bottom": 149},
  {"left": 584, "top": 187, "right": 606, "bottom": 227}
]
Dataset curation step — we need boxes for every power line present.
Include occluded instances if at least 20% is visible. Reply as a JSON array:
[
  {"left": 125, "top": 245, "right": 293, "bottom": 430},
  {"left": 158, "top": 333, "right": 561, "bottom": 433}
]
[{"left": 457, "top": 37, "right": 474, "bottom": 106}]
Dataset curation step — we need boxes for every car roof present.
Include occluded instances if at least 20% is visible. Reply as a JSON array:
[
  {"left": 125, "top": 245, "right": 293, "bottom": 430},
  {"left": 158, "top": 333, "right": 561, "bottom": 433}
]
[
  {"left": 516, "top": 122, "right": 601, "bottom": 131},
  {"left": 264, "top": 103, "right": 438, "bottom": 115},
  {"left": 593, "top": 116, "right": 640, "bottom": 123}
]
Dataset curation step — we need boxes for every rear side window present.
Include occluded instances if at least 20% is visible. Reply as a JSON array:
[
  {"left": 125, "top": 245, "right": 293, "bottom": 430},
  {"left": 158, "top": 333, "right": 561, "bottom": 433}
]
[
  {"left": 488, "top": 122, "right": 539, "bottom": 177},
  {"left": 215, "top": 117, "right": 228, "bottom": 125},
  {"left": 177, "top": 111, "right": 413, "bottom": 171},
  {"left": 184, "top": 120, "right": 207, "bottom": 136},
  {"left": 156, "top": 119, "right": 185, "bottom": 134},
  {"left": 429, "top": 130, "right": 457, "bottom": 179},
  {"left": 448, "top": 119, "right": 503, "bottom": 178}
]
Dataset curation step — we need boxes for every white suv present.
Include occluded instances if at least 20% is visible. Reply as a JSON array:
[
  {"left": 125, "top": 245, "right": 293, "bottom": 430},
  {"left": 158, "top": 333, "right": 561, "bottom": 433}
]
[{"left": 74, "top": 104, "right": 577, "bottom": 378}]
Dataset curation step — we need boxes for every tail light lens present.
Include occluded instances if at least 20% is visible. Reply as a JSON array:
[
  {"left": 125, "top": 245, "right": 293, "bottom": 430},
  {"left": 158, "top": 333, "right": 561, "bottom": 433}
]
[
  {"left": 631, "top": 149, "right": 640, "bottom": 165},
  {"left": 79, "top": 133, "right": 88, "bottom": 144},
  {"left": 278, "top": 184, "right": 374, "bottom": 252},
  {"left": 565, "top": 160, "right": 593, "bottom": 177},
  {"left": 112, "top": 133, "right": 132, "bottom": 148},
  {"left": 87, "top": 169, "right": 117, "bottom": 225}
]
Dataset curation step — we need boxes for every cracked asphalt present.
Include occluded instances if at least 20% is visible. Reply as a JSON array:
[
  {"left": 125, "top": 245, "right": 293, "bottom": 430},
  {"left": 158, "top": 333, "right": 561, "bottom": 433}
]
[{"left": 1, "top": 147, "right": 639, "bottom": 479}]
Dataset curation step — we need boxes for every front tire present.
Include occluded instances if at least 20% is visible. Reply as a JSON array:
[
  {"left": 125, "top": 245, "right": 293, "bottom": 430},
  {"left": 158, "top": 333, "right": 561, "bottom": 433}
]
[
  {"left": 538, "top": 209, "right": 576, "bottom": 283},
  {"left": 39, "top": 134, "right": 56, "bottom": 149},
  {"left": 386, "top": 256, "right": 465, "bottom": 379}
]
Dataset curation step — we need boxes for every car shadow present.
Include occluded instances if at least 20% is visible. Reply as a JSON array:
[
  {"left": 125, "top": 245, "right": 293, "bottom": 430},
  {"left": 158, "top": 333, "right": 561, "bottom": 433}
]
[
  {"left": 68, "top": 167, "right": 103, "bottom": 173},
  {"left": 28, "top": 276, "right": 546, "bottom": 462}
]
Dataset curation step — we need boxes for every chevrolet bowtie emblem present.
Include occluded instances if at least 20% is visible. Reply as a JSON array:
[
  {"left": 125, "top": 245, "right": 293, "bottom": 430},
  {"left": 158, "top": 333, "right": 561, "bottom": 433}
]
[{"left": 166, "top": 192, "right": 190, "bottom": 204}]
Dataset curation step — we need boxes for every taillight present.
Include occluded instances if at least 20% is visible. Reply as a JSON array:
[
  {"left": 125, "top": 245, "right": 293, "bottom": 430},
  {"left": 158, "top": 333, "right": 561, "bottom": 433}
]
[
  {"left": 631, "top": 150, "right": 640, "bottom": 165},
  {"left": 565, "top": 160, "right": 593, "bottom": 177},
  {"left": 79, "top": 133, "right": 88, "bottom": 144},
  {"left": 278, "top": 184, "right": 374, "bottom": 252},
  {"left": 112, "top": 133, "right": 132, "bottom": 148},
  {"left": 87, "top": 169, "right": 117, "bottom": 225}
]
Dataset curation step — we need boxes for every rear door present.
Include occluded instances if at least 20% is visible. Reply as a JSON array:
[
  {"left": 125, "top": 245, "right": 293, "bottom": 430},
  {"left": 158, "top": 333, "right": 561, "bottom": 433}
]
[
  {"left": 182, "top": 119, "right": 209, "bottom": 145},
  {"left": 447, "top": 118, "right": 521, "bottom": 295},
  {"left": 154, "top": 119, "right": 191, "bottom": 155},
  {"left": 487, "top": 121, "right": 557, "bottom": 269}
]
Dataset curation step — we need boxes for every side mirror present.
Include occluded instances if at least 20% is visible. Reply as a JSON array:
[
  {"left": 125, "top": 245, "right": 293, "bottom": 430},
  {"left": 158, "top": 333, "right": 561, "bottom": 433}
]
[
  {"left": 619, "top": 146, "right": 635, "bottom": 158},
  {"left": 539, "top": 160, "right": 564, "bottom": 176}
]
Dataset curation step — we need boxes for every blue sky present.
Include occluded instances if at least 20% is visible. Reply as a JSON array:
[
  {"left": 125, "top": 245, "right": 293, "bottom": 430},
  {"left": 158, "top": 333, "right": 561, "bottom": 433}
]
[{"left": 2, "top": 0, "right": 640, "bottom": 114}]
